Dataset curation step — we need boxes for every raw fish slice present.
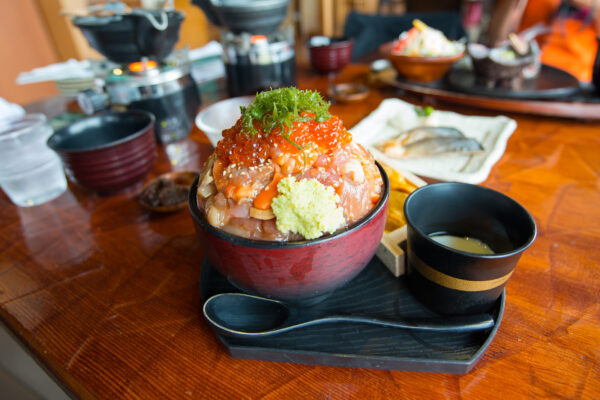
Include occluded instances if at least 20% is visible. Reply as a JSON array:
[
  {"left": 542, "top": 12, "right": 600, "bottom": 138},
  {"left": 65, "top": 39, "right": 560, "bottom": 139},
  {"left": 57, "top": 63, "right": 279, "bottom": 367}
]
[{"left": 382, "top": 136, "right": 484, "bottom": 159}]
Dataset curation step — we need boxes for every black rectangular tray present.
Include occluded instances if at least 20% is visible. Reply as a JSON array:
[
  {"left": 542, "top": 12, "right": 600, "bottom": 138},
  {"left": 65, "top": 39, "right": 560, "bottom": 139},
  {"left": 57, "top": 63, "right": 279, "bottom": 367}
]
[{"left": 199, "top": 256, "right": 504, "bottom": 374}]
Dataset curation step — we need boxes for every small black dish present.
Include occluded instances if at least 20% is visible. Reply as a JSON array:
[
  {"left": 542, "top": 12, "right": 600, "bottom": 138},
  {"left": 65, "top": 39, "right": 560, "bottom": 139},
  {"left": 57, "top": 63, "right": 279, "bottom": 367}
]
[
  {"left": 200, "top": 256, "right": 505, "bottom": 374},
  {"left": 139, "top": 170, "right": 198, "bottom": 213},
  {"left": 593, "top": 36, "right": 600, "bottom": 95}
]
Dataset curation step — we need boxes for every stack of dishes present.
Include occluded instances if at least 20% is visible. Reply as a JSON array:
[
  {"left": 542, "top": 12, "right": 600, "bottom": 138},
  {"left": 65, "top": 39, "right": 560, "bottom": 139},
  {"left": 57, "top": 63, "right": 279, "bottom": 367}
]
[
  {"left": 54, "top": 77, "right": 96, "bottom": 98},
  {"left": 47, "top": 111, "right": 157, "bottom": 194}
]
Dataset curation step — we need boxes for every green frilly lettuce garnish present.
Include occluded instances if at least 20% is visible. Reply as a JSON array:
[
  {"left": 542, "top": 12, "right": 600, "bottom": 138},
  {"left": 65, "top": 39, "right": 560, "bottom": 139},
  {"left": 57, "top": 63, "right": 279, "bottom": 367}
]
[
  {"left": 414, "top": 105, "right": 434, "bottom": 117},
  {"left": 239, "top": 87, "right": 331, "bottom": 150}
]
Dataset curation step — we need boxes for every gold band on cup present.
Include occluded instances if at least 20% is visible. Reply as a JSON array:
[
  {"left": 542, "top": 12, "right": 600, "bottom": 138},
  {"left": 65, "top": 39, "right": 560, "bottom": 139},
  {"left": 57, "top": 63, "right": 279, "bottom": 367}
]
[{"left": 408, "top": 249, "right": 513, "bottom": 292}]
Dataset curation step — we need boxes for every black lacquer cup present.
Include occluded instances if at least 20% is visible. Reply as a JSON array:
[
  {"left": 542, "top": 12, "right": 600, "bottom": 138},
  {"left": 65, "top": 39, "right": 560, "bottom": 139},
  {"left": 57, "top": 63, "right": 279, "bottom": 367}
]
[
  {"left": 593, "top": 36, "right": 600, "bottom": 94},
  {"left": 404, "top": 182, "right": 537, "bottom": 315}
]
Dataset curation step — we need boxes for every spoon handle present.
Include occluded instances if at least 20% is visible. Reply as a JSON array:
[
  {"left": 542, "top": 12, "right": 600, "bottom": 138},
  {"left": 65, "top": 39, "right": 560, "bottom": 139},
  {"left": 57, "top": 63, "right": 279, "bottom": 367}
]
[{"left": 315, "top": 313, "right": 495, "bottom": 333}]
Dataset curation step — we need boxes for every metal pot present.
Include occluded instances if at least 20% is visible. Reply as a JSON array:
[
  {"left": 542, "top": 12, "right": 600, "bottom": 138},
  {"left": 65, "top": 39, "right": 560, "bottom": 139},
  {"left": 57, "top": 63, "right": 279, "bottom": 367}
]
[
  {"left": 73, "top": 10, "right": 184, "bottom": 63},
  {"left": 192, "top": 0, "right": 290, "bottom": 34}
]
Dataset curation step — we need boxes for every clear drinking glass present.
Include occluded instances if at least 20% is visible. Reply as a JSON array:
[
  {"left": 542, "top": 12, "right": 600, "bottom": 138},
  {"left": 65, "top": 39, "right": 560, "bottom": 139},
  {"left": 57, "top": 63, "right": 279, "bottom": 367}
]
[{"left": 0, "top": 114, "right": 67, "bottom": 206}]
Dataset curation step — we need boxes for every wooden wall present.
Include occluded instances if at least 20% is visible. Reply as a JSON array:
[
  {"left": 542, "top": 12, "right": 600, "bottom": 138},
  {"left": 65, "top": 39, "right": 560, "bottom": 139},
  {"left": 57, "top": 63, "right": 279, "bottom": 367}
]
[
  {"left": 0, "top": 0, "right": 457, "bottom": 106},
  {"left": 0, "top": 0, "right": 218, "bottom": 107},
  {"left": 0, "top": 1, "right": 60, "bottom": 106},
  {"left": 37, "top": 0, "right": 103, "bottom": 61},
  {"left": 173, "top": 0, "right": 219, "bottom": 50}
]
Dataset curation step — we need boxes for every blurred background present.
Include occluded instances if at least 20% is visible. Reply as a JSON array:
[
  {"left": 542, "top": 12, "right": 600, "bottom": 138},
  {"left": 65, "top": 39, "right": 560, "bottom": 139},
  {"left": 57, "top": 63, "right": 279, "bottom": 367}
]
[{"left": 0, "top": 0, "right": 469, "bottom": 106}]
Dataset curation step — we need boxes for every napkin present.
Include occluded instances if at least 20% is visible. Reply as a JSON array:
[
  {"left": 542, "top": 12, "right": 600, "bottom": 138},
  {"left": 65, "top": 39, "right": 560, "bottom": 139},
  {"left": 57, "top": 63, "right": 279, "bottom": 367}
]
[
  {"left": 189, "top": 41, "right": 225, "bottom": 84},
  {"left": 189, "top": 40, "right": 223, "bottom": 61},
  {"left": 17, "top": 59, "right": 93, "bottom": 85},
  {"left": 0, "top": 98, "right": 25, "bottom": 122}
]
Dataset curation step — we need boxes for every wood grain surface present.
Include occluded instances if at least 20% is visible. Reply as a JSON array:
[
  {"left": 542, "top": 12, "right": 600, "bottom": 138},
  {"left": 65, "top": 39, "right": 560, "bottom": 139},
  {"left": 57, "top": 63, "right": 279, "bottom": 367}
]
[{"left": 2, "top": 64, "right": 599, "bottom": 399}]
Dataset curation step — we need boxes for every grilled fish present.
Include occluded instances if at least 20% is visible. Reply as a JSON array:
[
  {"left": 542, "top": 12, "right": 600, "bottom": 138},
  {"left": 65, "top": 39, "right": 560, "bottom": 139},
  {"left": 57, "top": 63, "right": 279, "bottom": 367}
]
[
  {"left": 381, "top": 136, "right": 485, "bottom": 158},
  {"left": 389, "top": 126, "right": 465, "bottom": 147}
]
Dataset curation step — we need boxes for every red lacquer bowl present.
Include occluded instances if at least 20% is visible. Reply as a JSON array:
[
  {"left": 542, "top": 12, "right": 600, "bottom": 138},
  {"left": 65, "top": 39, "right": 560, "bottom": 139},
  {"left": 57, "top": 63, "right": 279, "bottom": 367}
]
[
  {"left": 188, "top": 163, "right": 389, "bottom": 305},
  {"left": 308, "top": 37, "right": 354, "bottom": 74},
  {"left": 47, "top": 111, "right": 157, "bottom": 195}
]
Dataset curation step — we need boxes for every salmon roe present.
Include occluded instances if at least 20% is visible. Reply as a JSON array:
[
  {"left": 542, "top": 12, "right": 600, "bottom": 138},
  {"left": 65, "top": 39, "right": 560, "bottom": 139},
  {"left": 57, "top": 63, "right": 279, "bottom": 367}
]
[{"left": 215, "top": 115, "right": 352, "bottom": 167}]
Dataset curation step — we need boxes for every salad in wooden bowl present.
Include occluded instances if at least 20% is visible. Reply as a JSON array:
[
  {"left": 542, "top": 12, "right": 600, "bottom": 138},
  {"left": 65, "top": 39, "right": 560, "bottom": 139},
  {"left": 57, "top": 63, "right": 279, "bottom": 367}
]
[{"left": 384, "top": 19, "right": 465, "bottom": 83}]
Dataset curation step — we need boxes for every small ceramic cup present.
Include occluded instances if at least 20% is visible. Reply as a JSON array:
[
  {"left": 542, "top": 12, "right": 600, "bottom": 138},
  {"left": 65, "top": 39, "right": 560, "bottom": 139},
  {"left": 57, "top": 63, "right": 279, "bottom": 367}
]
[{"left": 404, "top": 182, "right": 536, "bottom": 315}]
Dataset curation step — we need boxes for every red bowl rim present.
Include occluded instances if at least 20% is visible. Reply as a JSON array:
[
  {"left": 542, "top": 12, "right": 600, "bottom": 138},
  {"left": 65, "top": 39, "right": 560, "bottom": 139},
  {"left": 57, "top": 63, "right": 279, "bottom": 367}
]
[
  {"left": 188, "top": 162, "right": 390, "bottom": 249},
  {"left": 48, "top": 110, "right": 155, "bottom": 153},
  {"left": 308, "top": 37, "right": 354, "bottom": 50}
]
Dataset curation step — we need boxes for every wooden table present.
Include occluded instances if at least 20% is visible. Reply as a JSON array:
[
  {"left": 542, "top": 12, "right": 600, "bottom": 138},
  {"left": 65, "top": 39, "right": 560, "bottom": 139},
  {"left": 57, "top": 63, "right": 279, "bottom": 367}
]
[{"left": 2, "top": 64, "right": 599, "bottom": 399}]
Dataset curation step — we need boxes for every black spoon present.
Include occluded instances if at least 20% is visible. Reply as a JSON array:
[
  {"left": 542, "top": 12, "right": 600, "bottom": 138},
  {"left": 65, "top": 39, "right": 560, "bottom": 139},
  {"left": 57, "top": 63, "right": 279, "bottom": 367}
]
[{"left": 203, "top": 293, "right": 495, "bottom": 338}]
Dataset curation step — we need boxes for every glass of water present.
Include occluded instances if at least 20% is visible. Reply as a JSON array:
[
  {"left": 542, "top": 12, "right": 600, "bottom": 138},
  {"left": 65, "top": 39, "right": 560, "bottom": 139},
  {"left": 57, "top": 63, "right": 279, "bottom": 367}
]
[{"left": 0, "top": 114, "right": 67, "bottom": 207}]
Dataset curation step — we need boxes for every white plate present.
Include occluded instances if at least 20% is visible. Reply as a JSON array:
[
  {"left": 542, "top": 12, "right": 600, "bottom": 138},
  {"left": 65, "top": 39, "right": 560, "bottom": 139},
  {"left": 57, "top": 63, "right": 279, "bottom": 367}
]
[
  {"left": 195, "top": 96, "right": 254, "bottom": 147},
  {"left": 350, "top": 98, "right": 517, "bottom": 183}
]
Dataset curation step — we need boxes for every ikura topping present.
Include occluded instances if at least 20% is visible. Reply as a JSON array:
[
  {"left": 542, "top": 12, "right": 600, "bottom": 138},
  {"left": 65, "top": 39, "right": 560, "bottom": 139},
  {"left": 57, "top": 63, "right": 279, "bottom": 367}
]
[
  {"left": 216, "top": 114, "right": 352, "bottom": 169},
  {"left": 197, "top": 87, "right": 383, "bottom": 241},
  {"left": 216, "top": 87, "right": 351, "bottom": 168}
]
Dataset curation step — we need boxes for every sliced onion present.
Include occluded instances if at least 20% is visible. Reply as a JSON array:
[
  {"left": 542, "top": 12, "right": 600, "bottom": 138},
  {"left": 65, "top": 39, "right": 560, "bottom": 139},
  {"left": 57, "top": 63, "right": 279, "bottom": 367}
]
[
  {"left": 206, "top": 205, "right": 227, "bottom": 227},
  {"left": 250, "top": 207, "right": 275, "bottom": 220},
  {"left": 198, "top": 154, "right": 216, "bottom": 189},
  {"left": 198, "top": 182, "right": 216, "bottom": 198}
]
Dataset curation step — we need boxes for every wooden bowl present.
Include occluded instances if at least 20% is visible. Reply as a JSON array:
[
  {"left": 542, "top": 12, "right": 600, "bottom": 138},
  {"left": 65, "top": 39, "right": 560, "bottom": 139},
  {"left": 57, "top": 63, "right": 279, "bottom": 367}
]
[
  {"left": 380, "top": 41, "right": 465, "bottom": 83},
  {"left": 139, "top": 170, "right": 198, "bottom": 212}
]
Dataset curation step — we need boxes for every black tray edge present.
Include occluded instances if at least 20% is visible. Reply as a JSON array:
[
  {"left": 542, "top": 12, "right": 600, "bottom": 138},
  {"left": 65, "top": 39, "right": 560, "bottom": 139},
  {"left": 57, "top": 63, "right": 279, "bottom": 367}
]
[
  {"left": 200, "top": 259, "right": 506, "bottom": 374},
  {"left": 213, "top": 291, "right": 504, "bottom": 374},
  {"left": 445, "top": 64, "right": 581, "bottom": 100}
]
